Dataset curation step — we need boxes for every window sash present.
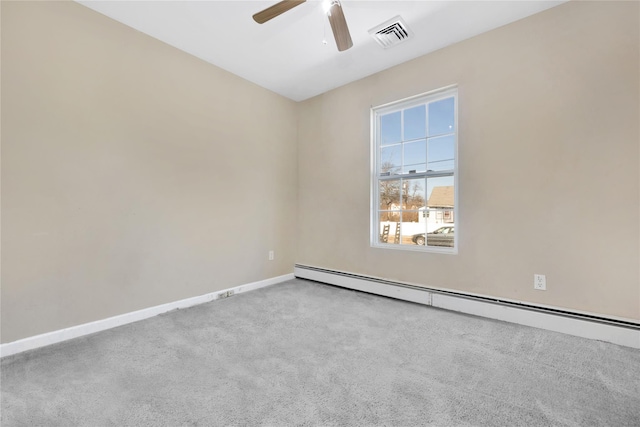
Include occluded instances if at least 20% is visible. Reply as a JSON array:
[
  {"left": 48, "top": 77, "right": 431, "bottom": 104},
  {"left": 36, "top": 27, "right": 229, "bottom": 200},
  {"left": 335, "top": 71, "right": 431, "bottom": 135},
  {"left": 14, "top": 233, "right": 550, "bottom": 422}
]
[{"left": 378, "top": 170, "right": 453, "bottom": 180}]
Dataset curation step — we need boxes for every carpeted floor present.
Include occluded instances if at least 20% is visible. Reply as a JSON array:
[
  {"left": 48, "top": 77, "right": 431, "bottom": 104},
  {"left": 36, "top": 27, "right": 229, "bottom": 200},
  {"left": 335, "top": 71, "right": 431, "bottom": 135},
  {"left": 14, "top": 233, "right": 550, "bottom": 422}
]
[{"left": 1, "top": 278, "right": 639, "bottom": 426}]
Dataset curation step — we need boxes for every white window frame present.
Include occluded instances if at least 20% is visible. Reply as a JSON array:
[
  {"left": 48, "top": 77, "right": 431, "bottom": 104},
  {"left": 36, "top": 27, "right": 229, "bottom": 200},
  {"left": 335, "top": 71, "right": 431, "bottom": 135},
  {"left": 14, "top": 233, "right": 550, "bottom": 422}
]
[{"left": 370, "top": 86, "right": 458, "bottom": 254}]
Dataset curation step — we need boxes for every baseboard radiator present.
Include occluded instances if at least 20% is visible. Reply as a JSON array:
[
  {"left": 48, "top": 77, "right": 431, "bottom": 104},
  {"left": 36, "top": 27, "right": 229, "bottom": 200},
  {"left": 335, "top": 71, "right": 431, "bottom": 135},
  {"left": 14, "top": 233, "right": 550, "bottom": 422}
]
[{"left": 294, "top": 264, "right": 640, "bottom": 349}]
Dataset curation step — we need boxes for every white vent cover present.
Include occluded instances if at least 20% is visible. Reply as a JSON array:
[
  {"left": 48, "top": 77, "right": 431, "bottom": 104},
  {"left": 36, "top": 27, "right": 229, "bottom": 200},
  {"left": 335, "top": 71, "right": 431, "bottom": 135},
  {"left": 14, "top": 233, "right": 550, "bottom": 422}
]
[{"left": 369, "top": 16, "right": 413, "bottom": 49}]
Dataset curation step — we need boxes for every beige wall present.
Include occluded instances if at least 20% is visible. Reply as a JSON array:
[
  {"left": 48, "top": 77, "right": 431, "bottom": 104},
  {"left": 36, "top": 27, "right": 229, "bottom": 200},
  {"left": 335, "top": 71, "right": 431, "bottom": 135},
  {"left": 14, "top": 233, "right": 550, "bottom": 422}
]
[
  {"left": 297, "top": 1, "right": 640, "bottom": 320},
  {"left": 1, "top": 1, "right": 298, "bottom": 342},
  {"left": 2, "top": 1, "right": 638, "bottom": 344}
]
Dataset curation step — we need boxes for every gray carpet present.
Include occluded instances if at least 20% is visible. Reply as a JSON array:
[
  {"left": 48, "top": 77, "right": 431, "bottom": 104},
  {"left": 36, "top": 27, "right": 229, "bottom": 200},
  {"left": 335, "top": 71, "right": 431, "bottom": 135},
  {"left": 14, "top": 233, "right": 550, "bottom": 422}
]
[{"left": 1, "top": 279, "right": 639, "bottom": 426}]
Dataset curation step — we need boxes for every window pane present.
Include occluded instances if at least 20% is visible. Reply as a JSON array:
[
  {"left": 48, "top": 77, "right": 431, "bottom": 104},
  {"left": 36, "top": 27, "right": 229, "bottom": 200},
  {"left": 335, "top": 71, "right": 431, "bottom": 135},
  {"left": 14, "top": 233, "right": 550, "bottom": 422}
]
[
  {"left": 380, "top": 145, "right": 401, "bottom": 174},
  {"left": 403, "top": 140, "right": 426, "bottom": 174},
  {"left": 428, "top": 97, "right": 455, "bottom": 137},
  {"left": 403, "top": 105, "right": 426, "bottom": 140},
  {"left": 401, "top": 178, "right": 425, "bottom": 210},
  {"left": 378, "top": 214, "right": 400, "bottom": 244},
  {"left": 380, "top": 111, "right": 401, "bottom": 146},
  {"left": 401, "top": 180, "right": 426, "bottom": 245},
  {"left": 427, "top": 135, "right": 455, "bottom": 171},
  {"left": 379, "top": 179, "right": 400, "bottom": 211},
  {"left": 426, "top": 176, "right": 454, "bottom": 248},
  {"left": 400, "top": 211, "right": 426, "bottom": 246}
]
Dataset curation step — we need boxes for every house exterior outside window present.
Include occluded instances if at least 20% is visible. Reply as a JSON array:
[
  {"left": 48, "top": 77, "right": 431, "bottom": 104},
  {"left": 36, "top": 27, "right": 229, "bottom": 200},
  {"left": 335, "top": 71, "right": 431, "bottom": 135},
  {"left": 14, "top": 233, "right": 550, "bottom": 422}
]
[{"left": 371, "top": 86, "right": 458, "bottom": 253}]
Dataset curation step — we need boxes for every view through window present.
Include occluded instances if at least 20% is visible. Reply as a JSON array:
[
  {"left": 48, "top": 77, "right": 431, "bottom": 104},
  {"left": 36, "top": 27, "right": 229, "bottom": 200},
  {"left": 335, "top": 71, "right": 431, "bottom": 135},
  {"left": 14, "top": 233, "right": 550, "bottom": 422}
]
[{"left": 372, "top": 87, "right": 457, "bottom": 251}]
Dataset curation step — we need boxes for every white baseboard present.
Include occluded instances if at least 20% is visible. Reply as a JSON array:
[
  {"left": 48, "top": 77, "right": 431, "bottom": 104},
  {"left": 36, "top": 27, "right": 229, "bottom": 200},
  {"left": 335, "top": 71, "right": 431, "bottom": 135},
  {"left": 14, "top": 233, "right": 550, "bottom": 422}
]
[
  {"left": 0, "top": 273, "right": 295, "bottom": 358},
  {"left": 294, "top": 265, "right": 640, "bottom": 349}
]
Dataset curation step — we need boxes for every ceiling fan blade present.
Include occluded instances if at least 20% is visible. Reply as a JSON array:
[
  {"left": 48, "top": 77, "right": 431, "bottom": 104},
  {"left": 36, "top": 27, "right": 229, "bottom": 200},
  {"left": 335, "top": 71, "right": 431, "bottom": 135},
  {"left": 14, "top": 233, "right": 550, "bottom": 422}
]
[
  {"left": 327, "top": 1, "right": 353, "bottom": 52},
  {"left": 253, "top": 0, "right": 306, "bottom": 24}
]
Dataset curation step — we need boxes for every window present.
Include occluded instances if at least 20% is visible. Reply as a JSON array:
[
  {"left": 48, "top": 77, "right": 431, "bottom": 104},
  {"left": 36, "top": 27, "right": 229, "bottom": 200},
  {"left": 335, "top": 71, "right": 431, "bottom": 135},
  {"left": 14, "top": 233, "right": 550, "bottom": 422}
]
[{"left": 371, "top": 87, "right": 457, "bottom": 252}]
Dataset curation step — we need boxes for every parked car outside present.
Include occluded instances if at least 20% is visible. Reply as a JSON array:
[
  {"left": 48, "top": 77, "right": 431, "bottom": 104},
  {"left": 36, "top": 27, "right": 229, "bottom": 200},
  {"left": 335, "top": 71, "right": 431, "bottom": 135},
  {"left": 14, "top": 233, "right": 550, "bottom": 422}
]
[{"left": 412, "top": 226, "right": 454, "bottom": 247}]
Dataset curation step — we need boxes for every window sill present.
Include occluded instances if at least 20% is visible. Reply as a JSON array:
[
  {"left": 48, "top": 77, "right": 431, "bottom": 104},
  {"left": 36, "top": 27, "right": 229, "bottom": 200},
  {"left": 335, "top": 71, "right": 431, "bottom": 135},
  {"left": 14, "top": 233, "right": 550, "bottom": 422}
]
[{"left": 371, "top": 242, "right": 457, "bottom": 255}]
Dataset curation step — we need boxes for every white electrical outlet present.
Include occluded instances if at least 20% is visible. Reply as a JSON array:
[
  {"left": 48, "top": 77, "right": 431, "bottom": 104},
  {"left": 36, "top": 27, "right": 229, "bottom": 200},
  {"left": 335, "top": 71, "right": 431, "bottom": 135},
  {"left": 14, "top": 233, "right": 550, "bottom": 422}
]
[
  {"left": 268, "top": 250, "right": 274, "bottom": 261},
  {"left": 534, "top": 274, "right": 546, "bottom": 290}
]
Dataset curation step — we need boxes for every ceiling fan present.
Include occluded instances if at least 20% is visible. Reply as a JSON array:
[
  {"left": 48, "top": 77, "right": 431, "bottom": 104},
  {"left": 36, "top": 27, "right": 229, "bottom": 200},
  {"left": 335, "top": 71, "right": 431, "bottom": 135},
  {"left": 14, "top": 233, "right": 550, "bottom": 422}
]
[{"left": 253, "top": 0, "right": 353, "bottom": 52}]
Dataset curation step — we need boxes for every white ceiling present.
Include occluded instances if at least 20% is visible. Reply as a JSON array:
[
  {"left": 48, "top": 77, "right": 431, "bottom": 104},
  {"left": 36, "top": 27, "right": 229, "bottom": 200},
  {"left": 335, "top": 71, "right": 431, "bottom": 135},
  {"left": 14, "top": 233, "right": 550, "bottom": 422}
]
[{"left": 77, "top": 1, "right": 566, "bottom": 101}]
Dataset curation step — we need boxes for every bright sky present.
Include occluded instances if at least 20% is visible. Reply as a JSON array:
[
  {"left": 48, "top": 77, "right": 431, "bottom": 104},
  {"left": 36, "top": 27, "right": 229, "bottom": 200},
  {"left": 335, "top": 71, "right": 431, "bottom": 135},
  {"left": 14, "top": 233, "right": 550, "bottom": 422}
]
[{"left": 380, "top": 97, "right": 455, "bottom": 201}]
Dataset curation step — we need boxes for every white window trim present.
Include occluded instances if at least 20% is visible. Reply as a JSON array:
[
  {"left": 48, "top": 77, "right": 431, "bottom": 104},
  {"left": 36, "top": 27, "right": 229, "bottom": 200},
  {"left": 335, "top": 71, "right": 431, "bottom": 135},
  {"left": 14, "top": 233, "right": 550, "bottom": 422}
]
[{"left": 370, "top": 85, "right": 459, "bottom": 254}]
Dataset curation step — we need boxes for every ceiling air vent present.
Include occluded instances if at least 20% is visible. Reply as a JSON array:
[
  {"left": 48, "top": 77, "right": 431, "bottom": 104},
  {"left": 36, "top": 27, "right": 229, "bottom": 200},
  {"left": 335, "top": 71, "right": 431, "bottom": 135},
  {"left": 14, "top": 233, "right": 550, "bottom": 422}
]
[{"left": 369, "top": 16, "right": 413, "bottom": 49}]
